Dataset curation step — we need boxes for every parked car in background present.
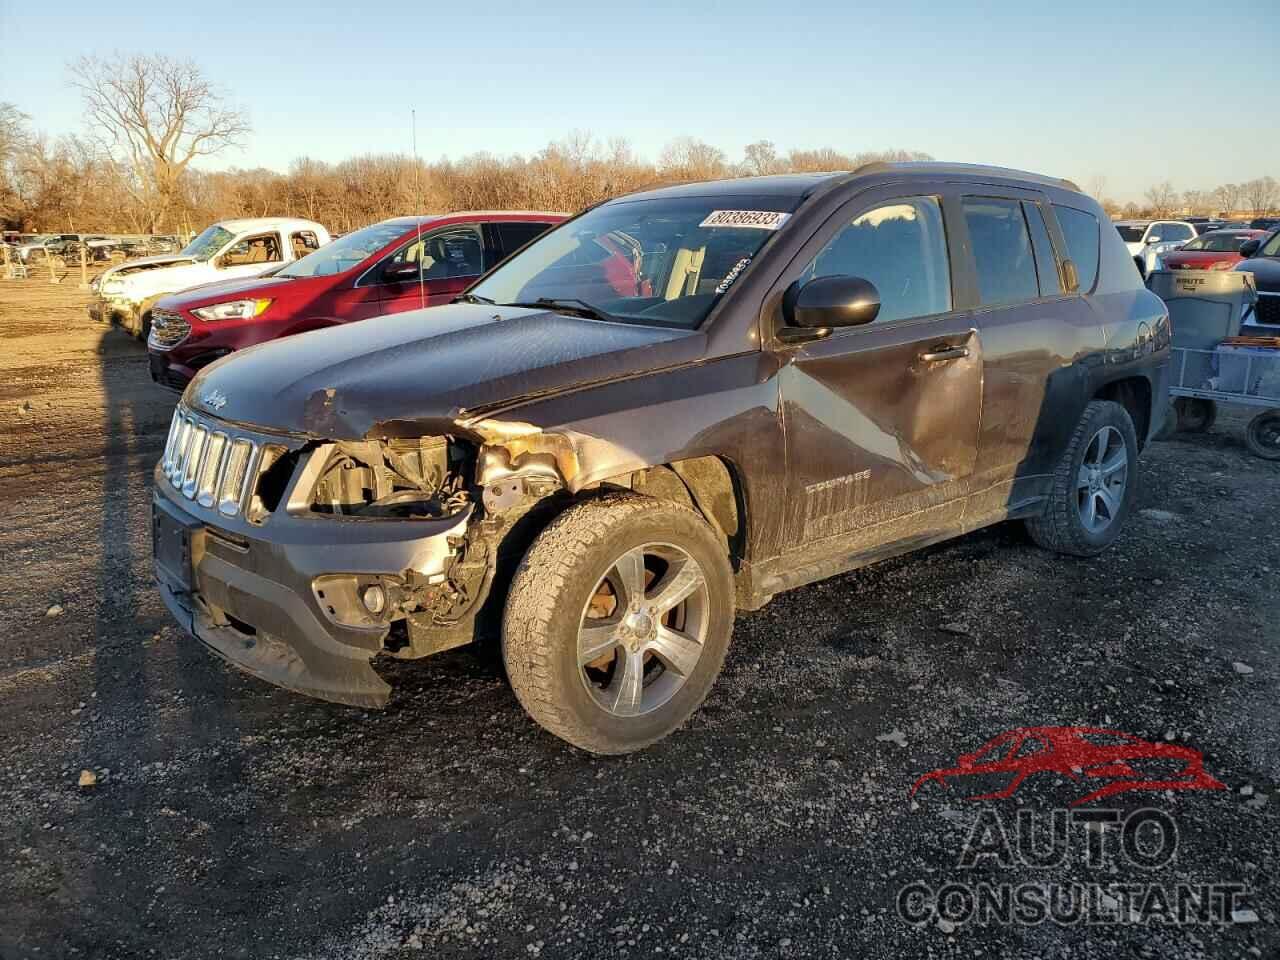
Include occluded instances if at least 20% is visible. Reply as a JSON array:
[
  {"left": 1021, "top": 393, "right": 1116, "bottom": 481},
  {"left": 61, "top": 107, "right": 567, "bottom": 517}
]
[
  {"left": 13, "top": 235, "right": 57, "bottom": 263},
  {"left": 1160, "top": 228, "right": 1268, "bottom": 271},
  {"left": 152, "top": 163, "right": 1169, "bottom": 753},
  {"left": 1250, "top": 217, "right": 1280, "bottom": 232},
  {"left": 90, "top": 217, "right": 332, "bottom": 339},
  {"left": 1235, "top": 229, "right": 1280, "bottom": 328},
  {"left": 1114, "top": 219, "right": 1196, "bottom": 278},
  {"left": 146, "top": 212, "right": 563, "bottom": 391}
]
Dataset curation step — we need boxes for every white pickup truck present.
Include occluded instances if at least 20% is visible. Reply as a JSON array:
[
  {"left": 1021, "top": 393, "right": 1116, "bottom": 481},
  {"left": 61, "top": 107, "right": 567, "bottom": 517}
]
[{"left": 90, "top": 217, "right": 331, "bottom": 337}]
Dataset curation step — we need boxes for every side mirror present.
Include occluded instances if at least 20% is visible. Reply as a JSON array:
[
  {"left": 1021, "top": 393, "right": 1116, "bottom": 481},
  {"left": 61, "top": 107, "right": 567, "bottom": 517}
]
[
  {"left": 783, "top": 275, "right": 880, "bottom": 330},
  {"left": 383, "top": 262, "right": 422, "bottom": 283},
  {"left": 1145, "top": 234, "right": 1163, "bottom": 245},
  {"left": 1239, "top": 239, "right": 1261, "bottom": 258}
]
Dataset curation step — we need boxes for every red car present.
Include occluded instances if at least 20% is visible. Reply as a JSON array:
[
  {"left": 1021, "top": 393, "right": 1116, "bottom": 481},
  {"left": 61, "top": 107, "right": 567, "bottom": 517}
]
[
  {"left": 147, "top": 212, "right": 564, "bottom": 391},
  {"left": 910, "top": 726, "right": 1225, "bottom": 806},
  {"left": 1161, "top": 228, "right": 1268, "bottom": 271}
]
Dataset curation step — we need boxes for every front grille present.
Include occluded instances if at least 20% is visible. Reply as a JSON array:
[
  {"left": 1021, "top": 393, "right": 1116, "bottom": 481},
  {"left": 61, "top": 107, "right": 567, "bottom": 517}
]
[
  {"left": 160, "top": 408, "right": 285, "bottom": 520},
  {"left": 1254, "top": 292, "right": 1280, "bottom": 326},
  {"left": 149, "top": 309, "right": 191, "bottom": 349}
]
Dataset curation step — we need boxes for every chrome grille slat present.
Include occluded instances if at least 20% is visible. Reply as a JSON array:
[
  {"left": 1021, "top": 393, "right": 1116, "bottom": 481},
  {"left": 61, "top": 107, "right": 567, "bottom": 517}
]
[
  {"left": 149, "top": 309, "right": 191, "bottom": 350},
  {"left": 159, "top": 408, "right": 266, "bottom": 520}
]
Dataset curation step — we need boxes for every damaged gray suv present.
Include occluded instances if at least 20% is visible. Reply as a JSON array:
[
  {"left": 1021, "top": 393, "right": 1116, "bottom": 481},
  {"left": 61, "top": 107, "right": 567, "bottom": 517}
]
[{"left": 154, "top": 163, "right": 1170, "bottom": 753}]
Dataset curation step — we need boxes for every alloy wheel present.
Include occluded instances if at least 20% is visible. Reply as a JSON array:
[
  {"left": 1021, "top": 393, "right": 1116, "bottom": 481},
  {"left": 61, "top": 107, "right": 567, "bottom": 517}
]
[{"left": 577, "top": 542, "right": 710, "bottom": 718}]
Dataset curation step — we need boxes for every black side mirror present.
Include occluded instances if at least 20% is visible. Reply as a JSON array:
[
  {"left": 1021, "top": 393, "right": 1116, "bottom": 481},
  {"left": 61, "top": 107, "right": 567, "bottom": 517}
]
[
  {"left": 1239, "top": 239, "right": 1261, "bottom": 258},
  {"left": 783, "top": 275, "right": 880, "bottom": 330},
  {"left": 383, "top": 262, "right": 423, "bottom": 283}
]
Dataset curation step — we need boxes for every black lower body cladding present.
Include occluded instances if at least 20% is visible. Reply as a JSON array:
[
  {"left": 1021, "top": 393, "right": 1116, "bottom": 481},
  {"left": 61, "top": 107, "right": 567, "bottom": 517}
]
[{"left": 151, "top": 471, "right": 469, "bottom": 708}]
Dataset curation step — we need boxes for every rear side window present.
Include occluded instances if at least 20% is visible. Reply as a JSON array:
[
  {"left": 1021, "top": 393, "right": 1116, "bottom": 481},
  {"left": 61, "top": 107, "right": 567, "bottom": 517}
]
[
  {"left": 803, "top": 196, "right": 951, "bottom": 323},
  {"left": 497, "top": 222, "right": 554, "bottom": 257},
  {"left": 962, "top": 198, "right": 1039, "bottom": 306},
  {"left": 1022, "top": 202, "right": 1062, "bottom": 296},
  {"left": 1053, "top": 205, "right": 1101, "bottom": 293}
]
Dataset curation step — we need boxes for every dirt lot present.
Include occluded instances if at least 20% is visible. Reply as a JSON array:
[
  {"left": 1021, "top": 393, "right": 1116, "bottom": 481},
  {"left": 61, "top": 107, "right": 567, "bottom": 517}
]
[{"left": 1, "top": 270, "right": 1277, "bottom": 960}]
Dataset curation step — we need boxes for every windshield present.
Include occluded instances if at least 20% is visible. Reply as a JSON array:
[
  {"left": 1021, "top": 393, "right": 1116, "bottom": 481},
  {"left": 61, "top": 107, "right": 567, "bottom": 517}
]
[
  {"left": 1183, "top": 233, "right": 1253, "bottom": 253},
  {"left": 181, "top": 225, "right": 235, "bottom": 261},
  {"left": 278, "top": 220, "right": 410, "bottom": 278},
  {"left": 1114, "top": 225, "right": 1146, "bottom": 242},
  {"left": 467, "top": 196, "right": 798, "bottom": 328}
]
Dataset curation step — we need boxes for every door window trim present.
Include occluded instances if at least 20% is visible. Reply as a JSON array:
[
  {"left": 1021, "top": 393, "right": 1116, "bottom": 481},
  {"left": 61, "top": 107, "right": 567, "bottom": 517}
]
[
  {"left": 355, "top": 223, "right": 486, "bottom": 288},
  {"left": 763, "top": 185, "right": 968, "bottom": 347}
]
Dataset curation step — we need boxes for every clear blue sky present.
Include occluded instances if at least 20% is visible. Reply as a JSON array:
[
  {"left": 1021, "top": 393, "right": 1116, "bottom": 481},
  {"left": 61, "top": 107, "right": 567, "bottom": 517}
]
[{"left": 2, "top": 0, "right": 1277, "bottom": 203}]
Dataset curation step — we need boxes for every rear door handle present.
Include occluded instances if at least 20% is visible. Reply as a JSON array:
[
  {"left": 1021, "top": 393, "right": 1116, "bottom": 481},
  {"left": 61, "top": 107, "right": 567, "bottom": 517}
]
[{"left": 919, "top": 346, "right": 970, "bottom": 362}]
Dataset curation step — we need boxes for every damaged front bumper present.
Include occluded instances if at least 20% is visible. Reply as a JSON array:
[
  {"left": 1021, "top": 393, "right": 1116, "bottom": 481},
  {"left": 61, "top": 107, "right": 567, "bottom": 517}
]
[
  {"left": 152, "top": 467, "right": 471, "bottom": 708},
  {"left": 89, "top": 293, "right": 138, "bottom": 327}
]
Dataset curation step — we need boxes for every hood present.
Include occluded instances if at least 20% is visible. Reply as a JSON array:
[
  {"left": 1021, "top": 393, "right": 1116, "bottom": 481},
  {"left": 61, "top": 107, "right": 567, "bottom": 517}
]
[
  {"left": 1236, "top": 257, "right": 1280, "bottom": 291},
  {"left": 187, "top": 304, "right": 706, "bottom": 439},
  {"left": 159, "top": 273, "right": 296, "bottom": 309},
  {"left": 101, "top": 254, "right": 198, "bottom": 282},
  {"left": 1164, "top": 251, "right": 1238, "bottom": 267}
]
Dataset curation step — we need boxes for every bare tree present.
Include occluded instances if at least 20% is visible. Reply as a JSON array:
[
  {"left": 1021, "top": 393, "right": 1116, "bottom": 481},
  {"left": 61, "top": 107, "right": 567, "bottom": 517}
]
[
  {"left": 1087, "top": 175, "right": 1107, "bottom": 202},
  {"left": 658, "top": 137, "right": 728, "bottom": 182},
  {"left": 1243, "top": 176, "right": 1279, "bottom": 217},
  {"left": 0, "top": 102, "right": 31, "bottom": 221},
  {"left": 742, "top": 140, "right": 782, "bottom": 177},
  {"left": 70, "top": 54, "right": 250, "bottom": 231},
  {"left": 1143, "top": 181, "right": 1179, "bottom": 218}
]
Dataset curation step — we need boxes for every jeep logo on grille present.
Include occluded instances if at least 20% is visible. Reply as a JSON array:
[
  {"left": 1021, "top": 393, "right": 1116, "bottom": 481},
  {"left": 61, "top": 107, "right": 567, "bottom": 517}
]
[{"left": 201, "top": 389, "right": 228, "bottom": 411}]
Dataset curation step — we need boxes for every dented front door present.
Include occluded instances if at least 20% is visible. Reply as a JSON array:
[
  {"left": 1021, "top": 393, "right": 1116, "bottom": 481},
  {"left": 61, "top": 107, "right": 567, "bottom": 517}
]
[{"left": 775, "top": 187, "right": 982, "bottom": 553}]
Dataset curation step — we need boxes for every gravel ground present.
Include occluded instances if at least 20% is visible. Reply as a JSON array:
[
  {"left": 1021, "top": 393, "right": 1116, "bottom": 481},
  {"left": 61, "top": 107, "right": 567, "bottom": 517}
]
[{"left": 1, "top": 273, "right": 1277, "bottom": 960}]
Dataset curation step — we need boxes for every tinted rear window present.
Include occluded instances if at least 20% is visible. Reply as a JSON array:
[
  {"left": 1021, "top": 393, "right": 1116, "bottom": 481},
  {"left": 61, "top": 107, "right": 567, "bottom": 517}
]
[
  {"left": 1054, "top": 205, "right": 1101, "bottom": 293},
  {"left": 497, "top": 222, "right": 554, "bottom": 256},
  {"left": 962, "top": 198, "right": 1039, "bottom": 307}
]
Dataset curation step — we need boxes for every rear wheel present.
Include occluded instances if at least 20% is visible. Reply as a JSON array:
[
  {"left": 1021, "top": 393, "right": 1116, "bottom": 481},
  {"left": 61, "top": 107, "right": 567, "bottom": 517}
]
[
  {"left": 503, "top": 493, "right": 733, "bottom": 754},
  {"left": 1026, "top": 400, "right": 1138, "bottom": 556},
  {"left": 1245, "top": 411, "right": 1280, "bottom": 460}
]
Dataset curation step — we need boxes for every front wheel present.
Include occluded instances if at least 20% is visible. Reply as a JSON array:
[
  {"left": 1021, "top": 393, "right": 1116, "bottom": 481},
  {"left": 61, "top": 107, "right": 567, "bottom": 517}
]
[
  {"left": 1026, "top": 400, "right": 1139, "bottom": 557},
  {"left": 502, "top": 493, "right": 734, "bottom": 754},
  {"left": 1246, "top": 411, "right": 1280, "bottom": 460}
]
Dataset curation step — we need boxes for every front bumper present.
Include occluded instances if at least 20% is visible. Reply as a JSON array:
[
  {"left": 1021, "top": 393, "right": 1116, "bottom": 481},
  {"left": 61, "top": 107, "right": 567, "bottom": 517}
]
[
  {"left": 152, "top": 468, "right": 471, "bottom": 708},
  {"left": 89, "top": 294, "right": 137, "bottom": 327}
]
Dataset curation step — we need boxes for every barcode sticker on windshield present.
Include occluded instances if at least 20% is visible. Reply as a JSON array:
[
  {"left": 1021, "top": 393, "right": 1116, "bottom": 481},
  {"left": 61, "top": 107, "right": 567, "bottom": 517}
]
[{"left": 699, "top": 210, "right": 791, "bottom": 230}]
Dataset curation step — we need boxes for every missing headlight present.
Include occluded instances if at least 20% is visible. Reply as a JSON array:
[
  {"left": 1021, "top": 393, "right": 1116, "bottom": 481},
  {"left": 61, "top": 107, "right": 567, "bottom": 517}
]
[{"left": 307, "top": 437, "right": 472, "bottom": 519}]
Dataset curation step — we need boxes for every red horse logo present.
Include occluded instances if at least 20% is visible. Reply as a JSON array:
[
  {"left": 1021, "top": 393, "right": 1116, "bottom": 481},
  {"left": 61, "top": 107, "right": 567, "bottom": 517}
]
[{"left": 911, "top": 727, "right": 1225, "bottom": 806}]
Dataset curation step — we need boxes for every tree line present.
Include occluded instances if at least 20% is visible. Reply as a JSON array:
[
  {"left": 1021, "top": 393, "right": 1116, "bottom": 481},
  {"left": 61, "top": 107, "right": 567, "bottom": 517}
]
[{"left": 1, "top": 55, "right": 1275, "bottom": 237}]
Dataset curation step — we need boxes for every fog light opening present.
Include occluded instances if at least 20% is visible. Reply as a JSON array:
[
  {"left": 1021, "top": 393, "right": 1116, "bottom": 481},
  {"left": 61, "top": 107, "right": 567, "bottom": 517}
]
[{"left": 361, "top": 584, "right": 387, "bottom": 616}]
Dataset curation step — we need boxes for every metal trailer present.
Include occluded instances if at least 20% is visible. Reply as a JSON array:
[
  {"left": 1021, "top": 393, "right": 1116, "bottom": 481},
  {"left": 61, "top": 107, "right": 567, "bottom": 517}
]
[{"left": 1169, "top": 345, "right": 1280, "bottom": 459}]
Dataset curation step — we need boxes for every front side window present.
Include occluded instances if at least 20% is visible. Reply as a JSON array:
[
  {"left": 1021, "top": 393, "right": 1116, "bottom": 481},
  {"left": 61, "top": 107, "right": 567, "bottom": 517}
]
[
  {"left": 468, "top": 196, "right": 798, "bottom": 328},
  {"left": 181, "top": 225, "right": 235, "bottom": 261},
  {"left": 220, "top": 233, "right": 282, "bottom": 268},
  {"left": 801, "top": 197, "right": 951, "bottom": 323},
  {"left": 280, "top": 221, "right": 410, "bottom": 279},
  {"left": 386, "top": 225, "right": 486, "bottom": 281},
  {"left": 1053, "top": 205, "right": 1101, "bottom": 292},
  {"left": 1258, "top": 231, "right": 1280, "bottom": 258},
  {"left": 963, "top": 198, "right": 1039, "bottom": 306}
]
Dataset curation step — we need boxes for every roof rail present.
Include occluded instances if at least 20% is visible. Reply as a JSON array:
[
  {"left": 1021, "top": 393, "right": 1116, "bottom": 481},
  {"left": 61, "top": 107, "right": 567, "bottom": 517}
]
[{"left": 850, "top": 161, "right": 1082, "bottom": 193}]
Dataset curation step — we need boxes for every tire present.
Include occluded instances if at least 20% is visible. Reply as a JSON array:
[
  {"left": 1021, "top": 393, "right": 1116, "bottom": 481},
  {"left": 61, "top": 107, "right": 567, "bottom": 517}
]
[
  {"left": 502, "top": 492, "right": 734, "bottom": 754},
  {"left": 1026, "top": 399, "right": 1139, "bottom": 557},
  {"left": 1174, "top": 397, "right": 1216, "bottom": 433},
  {"left": 1245, "top": 411, "right": 1280, "bottom": 460}
]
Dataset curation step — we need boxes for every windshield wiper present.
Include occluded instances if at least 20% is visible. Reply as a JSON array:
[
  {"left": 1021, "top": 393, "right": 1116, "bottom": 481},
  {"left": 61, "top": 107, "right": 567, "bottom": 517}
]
[
  {"left": 502, "top": 298, "right": 617, "bottom": 322},
  {"left": 453, "top": 292, "right": 495, "bottom": 305}
]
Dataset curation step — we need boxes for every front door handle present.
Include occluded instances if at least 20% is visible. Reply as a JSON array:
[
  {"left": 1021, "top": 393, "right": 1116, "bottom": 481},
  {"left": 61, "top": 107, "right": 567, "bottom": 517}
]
[{"left": 919, "top": 345, "right": 970, "bottom": 362}]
